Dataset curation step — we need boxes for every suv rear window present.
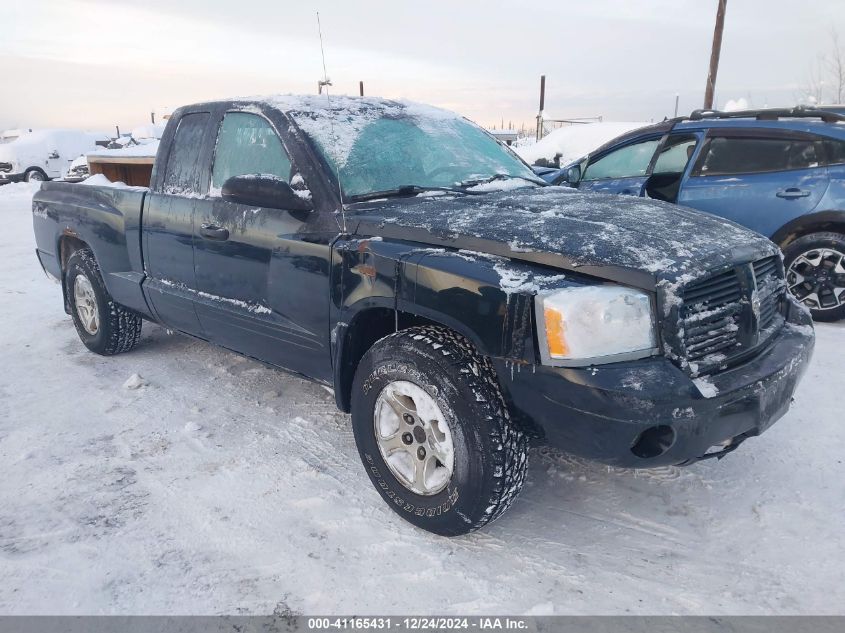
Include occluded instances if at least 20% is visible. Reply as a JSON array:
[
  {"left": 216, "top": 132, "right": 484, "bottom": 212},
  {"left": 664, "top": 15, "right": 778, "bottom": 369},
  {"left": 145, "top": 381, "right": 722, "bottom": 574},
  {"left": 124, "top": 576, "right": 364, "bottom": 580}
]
[
  {"left": 825, "top": 139, "right": 845, "bottom": 165},
  {"left": 695, "top": 136, "right": 821, "bottom": 176}
]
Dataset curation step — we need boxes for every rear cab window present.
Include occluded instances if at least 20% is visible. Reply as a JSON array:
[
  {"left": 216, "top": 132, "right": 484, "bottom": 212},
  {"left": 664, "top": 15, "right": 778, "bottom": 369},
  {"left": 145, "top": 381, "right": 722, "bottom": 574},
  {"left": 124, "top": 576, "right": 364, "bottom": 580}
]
[{"left": 162, "top": 112, "right": 211, "bottom": 196}]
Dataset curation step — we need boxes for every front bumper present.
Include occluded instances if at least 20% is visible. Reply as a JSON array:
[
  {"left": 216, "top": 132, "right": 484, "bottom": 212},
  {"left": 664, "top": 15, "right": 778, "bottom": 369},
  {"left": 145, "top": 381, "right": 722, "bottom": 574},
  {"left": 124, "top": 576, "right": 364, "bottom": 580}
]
[{"left": 497, "top": 298, "right": 815, "bottom": 468}]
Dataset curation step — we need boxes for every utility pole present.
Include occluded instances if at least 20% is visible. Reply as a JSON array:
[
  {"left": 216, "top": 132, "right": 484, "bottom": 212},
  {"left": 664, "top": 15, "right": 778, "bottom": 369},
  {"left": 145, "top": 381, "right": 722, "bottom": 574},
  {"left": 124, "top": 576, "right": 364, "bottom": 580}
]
[
  {"left": 536, "top": 75, "right": 546, "bottom": 141},
  {"left": 703, "top": 0, "right": 727, "bottom": 109},
  {"left": 673, "top": 93, "right": 680, "bottom": 118},
  {"left": 359, "top": 81, "right": 364, "bottom": 97}
]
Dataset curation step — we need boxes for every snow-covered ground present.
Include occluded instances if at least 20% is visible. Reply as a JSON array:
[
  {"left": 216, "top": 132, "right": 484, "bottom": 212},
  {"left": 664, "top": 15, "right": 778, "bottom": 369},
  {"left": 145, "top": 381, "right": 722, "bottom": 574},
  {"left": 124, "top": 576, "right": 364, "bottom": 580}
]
[{"left": 0, "top": 182, "right": 843, "bottom": 615}]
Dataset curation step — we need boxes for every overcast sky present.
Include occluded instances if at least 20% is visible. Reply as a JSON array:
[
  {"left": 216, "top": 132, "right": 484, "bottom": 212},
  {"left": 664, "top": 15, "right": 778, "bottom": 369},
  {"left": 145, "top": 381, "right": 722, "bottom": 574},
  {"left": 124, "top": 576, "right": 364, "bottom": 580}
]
[{"left": 1, "top": 0, "right": 843, "bottom": 133}]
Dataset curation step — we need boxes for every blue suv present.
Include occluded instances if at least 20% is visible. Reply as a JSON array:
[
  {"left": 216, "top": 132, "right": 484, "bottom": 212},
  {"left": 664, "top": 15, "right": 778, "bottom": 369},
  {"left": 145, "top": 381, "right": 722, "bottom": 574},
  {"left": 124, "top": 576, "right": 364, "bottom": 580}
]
[{"left": 546, "top": 108, "right": 845, "bottom": 321}]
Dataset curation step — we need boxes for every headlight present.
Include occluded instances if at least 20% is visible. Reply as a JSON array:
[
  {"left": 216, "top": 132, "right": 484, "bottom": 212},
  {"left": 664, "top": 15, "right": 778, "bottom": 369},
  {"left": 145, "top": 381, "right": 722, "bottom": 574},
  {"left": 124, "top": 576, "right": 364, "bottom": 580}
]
[{"left": 535, "top": 285, "right": 657, "bottom": 366}]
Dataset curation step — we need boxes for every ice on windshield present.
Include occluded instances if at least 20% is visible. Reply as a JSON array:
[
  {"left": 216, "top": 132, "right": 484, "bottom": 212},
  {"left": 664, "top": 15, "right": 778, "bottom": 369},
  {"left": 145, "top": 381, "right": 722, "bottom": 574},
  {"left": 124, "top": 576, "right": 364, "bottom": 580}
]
[{"left": 274, "top": 95, "right": 537, "bottom": 197}]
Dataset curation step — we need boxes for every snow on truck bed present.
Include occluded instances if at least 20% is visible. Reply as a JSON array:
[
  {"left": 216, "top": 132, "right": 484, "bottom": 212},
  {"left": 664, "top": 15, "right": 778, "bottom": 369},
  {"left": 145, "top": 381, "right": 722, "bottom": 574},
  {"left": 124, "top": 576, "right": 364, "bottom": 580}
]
[{"left": 1, "top": 181, "right": 844, "bottom": 615}]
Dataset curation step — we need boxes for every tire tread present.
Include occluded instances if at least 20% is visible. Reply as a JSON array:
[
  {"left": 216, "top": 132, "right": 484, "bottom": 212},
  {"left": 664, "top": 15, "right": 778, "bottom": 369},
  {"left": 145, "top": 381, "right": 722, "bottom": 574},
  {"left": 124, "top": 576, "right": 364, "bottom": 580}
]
[
  {"left": 370, "top": 325, "right": 528, "bottom": 532},
  {"left": 68, "top": 249, "right": 142, "bottom": 355}
]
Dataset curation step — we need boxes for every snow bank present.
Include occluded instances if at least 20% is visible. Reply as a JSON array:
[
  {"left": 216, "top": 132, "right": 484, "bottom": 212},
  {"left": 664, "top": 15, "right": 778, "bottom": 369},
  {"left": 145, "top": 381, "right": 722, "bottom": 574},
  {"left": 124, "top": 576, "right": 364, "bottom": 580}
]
[
  {"left": 515, "top": 122, "right": 649, "bottom": 165},
  {"left": 130, "top": 123, "right": 165, "bottom": 140},
  {"left": 723, "top": 98, "right": 750, "bottom": 112},
  {"left": 79, "top": 174, "right": 129, "bottom": 188}
]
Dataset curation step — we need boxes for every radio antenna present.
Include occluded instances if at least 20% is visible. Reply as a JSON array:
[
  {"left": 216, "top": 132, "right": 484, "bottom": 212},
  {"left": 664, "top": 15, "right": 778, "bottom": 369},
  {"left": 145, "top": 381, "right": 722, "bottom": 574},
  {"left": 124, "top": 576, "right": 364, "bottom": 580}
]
[{"left": 316, "top": 11, "right": 347, "bottom": 233}]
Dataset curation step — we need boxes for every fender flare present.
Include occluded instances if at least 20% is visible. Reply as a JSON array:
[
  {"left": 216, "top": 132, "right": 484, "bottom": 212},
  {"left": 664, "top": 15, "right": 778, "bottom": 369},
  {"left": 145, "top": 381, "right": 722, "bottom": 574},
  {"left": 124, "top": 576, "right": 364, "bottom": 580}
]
[
  {"left": 771, "top": 210, "right": 845, "bottom": 247},
  {"left": 331, "top": 299, "right": 507, "bottom": 412}
]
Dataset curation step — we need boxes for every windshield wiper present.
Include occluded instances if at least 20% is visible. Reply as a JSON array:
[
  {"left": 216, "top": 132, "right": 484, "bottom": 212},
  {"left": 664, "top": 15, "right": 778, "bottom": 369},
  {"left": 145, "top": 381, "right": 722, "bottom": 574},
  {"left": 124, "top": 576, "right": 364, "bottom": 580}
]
[
  {"left": 348, "top": 185, "right": 466, "bottom": 202},
  {"left": 457, "top": 173, "right": 545, "bottom": 188}
]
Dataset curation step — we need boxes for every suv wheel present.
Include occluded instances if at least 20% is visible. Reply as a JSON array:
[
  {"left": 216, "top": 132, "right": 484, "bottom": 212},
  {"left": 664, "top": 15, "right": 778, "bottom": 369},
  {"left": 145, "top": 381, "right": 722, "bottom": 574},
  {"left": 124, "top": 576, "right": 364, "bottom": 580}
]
[
  {"left": 66, "top": 248, "right": 143, "bottom": 354},
  {"left": 350, "top": 326, "right": 528, "bottom": 536},
  {"left": 783, "top": 232, "right": 845, "bottom": 322}
]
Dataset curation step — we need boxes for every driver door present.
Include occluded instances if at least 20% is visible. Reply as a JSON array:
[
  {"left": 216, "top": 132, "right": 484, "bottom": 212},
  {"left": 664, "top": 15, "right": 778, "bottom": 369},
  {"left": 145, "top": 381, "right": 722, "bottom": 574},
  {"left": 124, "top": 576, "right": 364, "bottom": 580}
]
[{"left": 192, "top": 110, "right": 332, "bottom": 380}]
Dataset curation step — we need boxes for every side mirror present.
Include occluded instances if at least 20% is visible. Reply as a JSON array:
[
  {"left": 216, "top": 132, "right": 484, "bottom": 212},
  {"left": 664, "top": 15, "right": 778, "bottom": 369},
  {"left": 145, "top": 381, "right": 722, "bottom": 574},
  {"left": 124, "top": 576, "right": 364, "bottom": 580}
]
[
  {"left": 48, "top": 150, "right": 60, "bottom": 160},
  {"left": 565, "top": 165, "right": 582, "bottom": 186},
  {"left": 221, "top": 174, "right": 313, "bottom": 212}
]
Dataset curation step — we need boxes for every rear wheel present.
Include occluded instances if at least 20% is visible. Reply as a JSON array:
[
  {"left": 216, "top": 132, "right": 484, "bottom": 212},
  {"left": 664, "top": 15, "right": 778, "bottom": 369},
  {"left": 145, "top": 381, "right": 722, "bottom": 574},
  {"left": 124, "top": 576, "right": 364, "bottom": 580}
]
[
  {"left": 350, "top": 326, "right": 528, "bottom": 536},
  {"left": 24, "top": 168, "right": 47, "bottom": 182},
  {"left": 783, "top": 232, "right": 845, "bottom": 322},
  {"left": 65, "top": 249, "right": 142, "bottom": 354}
]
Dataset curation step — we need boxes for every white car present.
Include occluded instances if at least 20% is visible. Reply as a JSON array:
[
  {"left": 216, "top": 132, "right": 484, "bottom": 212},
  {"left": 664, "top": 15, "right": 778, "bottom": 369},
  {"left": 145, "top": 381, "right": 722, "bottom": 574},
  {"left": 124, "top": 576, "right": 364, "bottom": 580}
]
[{"left": 0, "top": 129, "right": 109, "bottom": 183}]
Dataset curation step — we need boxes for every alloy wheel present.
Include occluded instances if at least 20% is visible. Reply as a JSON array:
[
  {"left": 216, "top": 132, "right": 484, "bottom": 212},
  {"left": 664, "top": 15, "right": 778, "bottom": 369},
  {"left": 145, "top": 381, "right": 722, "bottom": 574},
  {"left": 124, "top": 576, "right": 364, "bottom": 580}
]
[
  {"left": 787, "top": 248, "right": 845, "bottom": 311},
  {"left": 373, "top": 380, "right": 454, "bottom": 496},
  {"left": 73, "top": 275, "right": 99, "bottom": 335}
]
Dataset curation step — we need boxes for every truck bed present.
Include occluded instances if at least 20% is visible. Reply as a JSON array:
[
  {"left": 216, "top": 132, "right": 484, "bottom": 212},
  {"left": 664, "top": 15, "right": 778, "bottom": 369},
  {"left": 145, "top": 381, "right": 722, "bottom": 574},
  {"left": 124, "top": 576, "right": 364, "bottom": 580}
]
[{"left": 32, "top": 180, "right": 152, "bottom": 318}]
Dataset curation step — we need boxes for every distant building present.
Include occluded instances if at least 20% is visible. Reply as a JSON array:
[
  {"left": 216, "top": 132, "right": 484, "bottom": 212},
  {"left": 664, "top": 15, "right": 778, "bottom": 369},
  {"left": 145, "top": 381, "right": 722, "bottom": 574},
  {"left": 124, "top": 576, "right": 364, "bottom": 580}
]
[{"left": 487, "top": 129, "right": 519, "bottom": 146}]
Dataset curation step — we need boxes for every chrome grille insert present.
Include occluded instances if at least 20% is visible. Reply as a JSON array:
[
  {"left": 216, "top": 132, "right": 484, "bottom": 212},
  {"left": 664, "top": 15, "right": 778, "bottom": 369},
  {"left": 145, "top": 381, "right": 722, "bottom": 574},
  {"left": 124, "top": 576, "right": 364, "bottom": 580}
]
[{"left": 679, "top": 255, "right": 785, "bottom": 375}]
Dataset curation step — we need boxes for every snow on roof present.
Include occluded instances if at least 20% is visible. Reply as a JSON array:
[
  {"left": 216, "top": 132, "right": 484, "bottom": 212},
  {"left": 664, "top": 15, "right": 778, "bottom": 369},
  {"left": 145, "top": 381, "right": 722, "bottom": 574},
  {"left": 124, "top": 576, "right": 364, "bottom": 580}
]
[
  {"left": 516, "top": 121, "right": 649, "bottom": 165},
  {"left": 243, "top": 94, "right": 463, "bottom": 168},
  {"left": 255, "top": 94, "right": 459, "bottom": 119},
  {"left": 0, "top": 128, "right": 33, "bottom": 141},
  {"left": 87, "top": 140, "right": 160, "bottom": 159},
  {"left": 2, "top": 129, "right": 108, "bottom": 148}
]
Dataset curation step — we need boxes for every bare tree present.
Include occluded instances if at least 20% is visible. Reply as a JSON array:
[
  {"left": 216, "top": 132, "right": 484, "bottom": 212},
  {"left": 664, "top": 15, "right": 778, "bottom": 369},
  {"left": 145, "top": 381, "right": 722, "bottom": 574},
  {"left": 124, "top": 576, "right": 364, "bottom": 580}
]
[
  {"left": 803, "top": 54, "right": 827, "bottom": 105},
  {"left": 803, "top": 27, "right": 845, "bottom": 105},
  {"left": 824, "top": 28, "right": 845, "bottom": 103}
]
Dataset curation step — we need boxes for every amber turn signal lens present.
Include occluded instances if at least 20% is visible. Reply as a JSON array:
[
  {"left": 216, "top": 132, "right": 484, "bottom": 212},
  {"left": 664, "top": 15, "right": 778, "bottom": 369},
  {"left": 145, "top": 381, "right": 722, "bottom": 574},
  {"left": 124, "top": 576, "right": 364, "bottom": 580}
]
[{"left": 543, "top": 306, "right": 569, "bottom": 357}]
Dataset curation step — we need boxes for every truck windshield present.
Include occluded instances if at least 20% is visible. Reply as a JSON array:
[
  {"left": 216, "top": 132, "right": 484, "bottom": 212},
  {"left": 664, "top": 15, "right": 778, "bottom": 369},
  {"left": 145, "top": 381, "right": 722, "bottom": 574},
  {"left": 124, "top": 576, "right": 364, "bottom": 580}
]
[{"left": 290, "top": 106, "right": 541, "bottom": 199}]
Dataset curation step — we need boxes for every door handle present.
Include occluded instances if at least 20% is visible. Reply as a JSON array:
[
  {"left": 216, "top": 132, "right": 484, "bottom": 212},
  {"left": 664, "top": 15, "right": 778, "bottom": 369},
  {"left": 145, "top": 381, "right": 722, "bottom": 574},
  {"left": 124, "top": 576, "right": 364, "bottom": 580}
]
[
  {"left": 776, "top": 188, "right": 811, "bottom": 199},
  {"left": 200, "top": 224, "right": 229, "bottom": 241}
]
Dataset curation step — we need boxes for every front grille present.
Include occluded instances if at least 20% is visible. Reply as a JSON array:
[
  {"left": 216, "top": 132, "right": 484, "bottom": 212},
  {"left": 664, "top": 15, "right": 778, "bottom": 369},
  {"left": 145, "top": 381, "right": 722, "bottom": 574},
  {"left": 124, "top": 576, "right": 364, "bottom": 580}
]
[
  {"left": 681, "top": 269, "right": 743, "bottom": 366},
  {"left": 753, "top": 255, "right": 783, "bottom": 331},
  {"left": 679, "top": 255, "right": 785, "bottom": 375},
  {"left": 0, "top": 162, "right": 12, "bottom": 173}
]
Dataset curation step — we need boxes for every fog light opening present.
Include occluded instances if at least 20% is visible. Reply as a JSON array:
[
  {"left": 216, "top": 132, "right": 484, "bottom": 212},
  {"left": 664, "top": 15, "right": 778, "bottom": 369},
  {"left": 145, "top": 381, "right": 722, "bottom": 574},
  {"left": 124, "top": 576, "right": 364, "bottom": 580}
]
[{"left": 631, "top": 425, "right": 676, "bottom": 459}]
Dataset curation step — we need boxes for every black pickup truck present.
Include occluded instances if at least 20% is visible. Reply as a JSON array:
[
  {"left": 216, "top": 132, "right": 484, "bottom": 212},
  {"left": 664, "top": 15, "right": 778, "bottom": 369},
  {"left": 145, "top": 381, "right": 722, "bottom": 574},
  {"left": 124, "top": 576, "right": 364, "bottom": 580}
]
[{"left": 32, "top": 95, "right": 814, "bottom": 536}]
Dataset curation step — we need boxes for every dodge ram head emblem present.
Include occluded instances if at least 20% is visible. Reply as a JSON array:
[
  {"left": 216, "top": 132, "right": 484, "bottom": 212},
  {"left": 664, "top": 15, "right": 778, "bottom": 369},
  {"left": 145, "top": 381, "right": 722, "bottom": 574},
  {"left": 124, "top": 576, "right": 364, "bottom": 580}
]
[{"left": 751, "top": 293, "right": 762, "bottom": 322}]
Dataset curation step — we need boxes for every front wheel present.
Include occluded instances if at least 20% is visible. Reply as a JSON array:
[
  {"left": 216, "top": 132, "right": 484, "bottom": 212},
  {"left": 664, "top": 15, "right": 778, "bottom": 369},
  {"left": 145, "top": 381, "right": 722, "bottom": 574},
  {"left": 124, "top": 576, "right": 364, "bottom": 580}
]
[
  {"left": 350, "top": 326, "right": 528, "bottom": 536},
  {"left": 65, "top": 249, "right": 142, "bottom": 354},
  {"left": 783, "top": 232, "right": 845, "bottom": 322}
]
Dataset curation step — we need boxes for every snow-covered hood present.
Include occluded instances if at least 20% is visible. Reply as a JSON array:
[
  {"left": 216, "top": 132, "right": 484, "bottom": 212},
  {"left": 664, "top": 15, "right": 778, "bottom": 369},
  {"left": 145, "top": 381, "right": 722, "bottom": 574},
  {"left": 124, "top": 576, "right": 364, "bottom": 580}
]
[{"left": 350, "top": 187, "right": 778, "bottom": 289}]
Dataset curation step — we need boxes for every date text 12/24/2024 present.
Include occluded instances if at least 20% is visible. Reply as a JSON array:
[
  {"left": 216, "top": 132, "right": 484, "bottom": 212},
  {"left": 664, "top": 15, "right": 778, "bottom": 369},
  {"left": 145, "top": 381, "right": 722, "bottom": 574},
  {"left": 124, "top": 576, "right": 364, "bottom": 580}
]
[{"left": 307, "top": 617, "right": 530, "bottom": 630}]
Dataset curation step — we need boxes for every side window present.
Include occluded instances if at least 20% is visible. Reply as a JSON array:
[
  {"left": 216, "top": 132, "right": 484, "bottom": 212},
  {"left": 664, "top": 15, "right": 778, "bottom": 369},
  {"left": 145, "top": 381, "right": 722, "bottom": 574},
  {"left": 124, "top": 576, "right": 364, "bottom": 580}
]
[
  {"left": 695, "top": 136, "right": 821, "bottom": 176},
  {"left": 824, "top": 139, "right": 845, "bottom": 166},
  {"left": 582, "top": 138, "right": 660, "bottom": 181},
  {"left": 162, "top": 112, "right": 210, "bottom": 196},
  {"left": 210, "top": 112, "right": 292, "bottom": 192},
  {"left": 652, "top": 134, "right": 699, "bottom": 174}
]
